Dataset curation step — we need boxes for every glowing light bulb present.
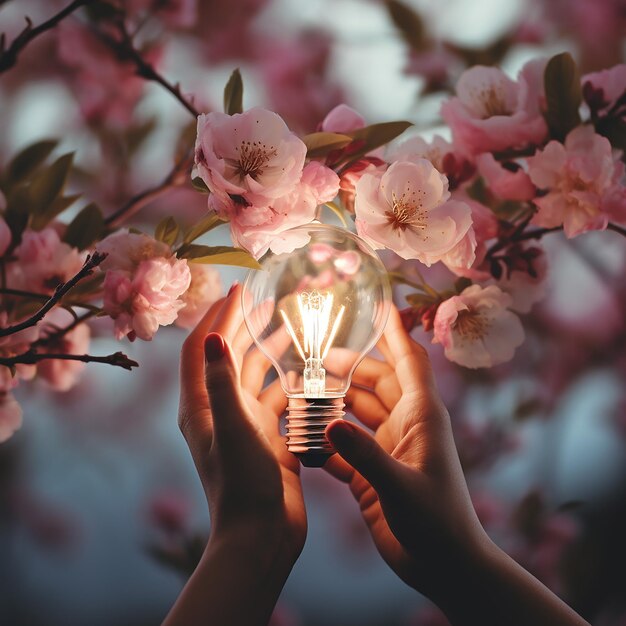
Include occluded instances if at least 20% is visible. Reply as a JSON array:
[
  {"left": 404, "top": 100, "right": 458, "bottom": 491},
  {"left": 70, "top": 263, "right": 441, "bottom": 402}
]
[{"left": 243, "top": 223, "right": 391, "bottom": 467}]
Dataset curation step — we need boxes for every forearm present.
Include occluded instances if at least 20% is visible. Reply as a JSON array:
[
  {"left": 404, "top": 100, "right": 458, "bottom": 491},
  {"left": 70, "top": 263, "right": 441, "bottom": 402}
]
[
  {"left": 162, "top": 529, "right": 294, "bottom": 626},
  {"left": 431, "top": 532, "right": 589, "bottom": 626}
]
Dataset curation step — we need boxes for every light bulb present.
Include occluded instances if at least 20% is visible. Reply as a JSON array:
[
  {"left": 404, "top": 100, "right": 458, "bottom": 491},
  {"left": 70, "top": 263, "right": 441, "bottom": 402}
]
[{"left": 242, "top": 223, "right": 391, "bottom": 467}]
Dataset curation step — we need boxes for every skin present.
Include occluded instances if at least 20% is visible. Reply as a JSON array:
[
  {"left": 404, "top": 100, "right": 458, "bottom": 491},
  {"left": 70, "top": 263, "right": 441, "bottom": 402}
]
[{"left": 164, "top": 285, "right": 590, "bottom": 626}]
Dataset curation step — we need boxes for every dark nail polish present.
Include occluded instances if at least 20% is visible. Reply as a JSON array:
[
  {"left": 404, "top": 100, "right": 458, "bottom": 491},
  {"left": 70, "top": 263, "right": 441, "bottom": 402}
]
[
  {"left": 227, "top": 281, "right": 239, "bottom": 297},
  {"left": 204, "top": 333, "right": 225, "bottom": 362}
]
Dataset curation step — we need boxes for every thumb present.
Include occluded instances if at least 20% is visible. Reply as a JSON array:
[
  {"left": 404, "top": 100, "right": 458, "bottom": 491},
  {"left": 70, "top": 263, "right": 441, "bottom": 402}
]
[
  {"left": 326, "top": 420, "right": 401, "bottom": 496},
  {"left": 204, "top": 332, "right": 253, "bottom": 448}
]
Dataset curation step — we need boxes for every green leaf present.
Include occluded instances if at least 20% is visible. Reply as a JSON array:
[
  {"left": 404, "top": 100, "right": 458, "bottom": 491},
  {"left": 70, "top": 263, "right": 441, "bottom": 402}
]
[
  {"left": 30, "top": 193, "right": 81, "bottom": 230},
  {"left": 29, "top": 153, "right": 74, "bottom": 216},
  {"left": 385, "top": 0, "right": 427, "bottom": 51},
  {"left": 3, "top": 139, "right": 58, "bottom": 189},
  {"left": 4, "top": 186, "right": 31, "bottom": 241},
  {"left": 454, "top": 277, "right": 472, "bottom": 293},
  {"left": 302, "top": 132, "right": 353, "bottom": 158},
  {"left": 544, "top": 52, "right": 582, "bottom": 141},
  {"left": 191, "top": 176, "right": 209, "bottom": 193},
  {"left": 223, "top": 69, "right": 244, "bottom": 115},
  {"left": 179, "top": 244, "right": 261, "bottom": 269},
  {"left": 596, "top": 115, "right": 626, "bottom": 152},
  {"left": 324, "top": 201, "right": 348, "bottom": 227},
  {"left": 125, "top": 117, "right": 157, "bottom": 155},
  {"left": 182, "top": 213, "right": 225, "bottom": 244},
  {"left": 342, "top": 121, "right": 413, "bottom": 166},
  {"left": 155, "top": 216, "right": 180, "bottom": 247},
  {"left": 405, "top": 292, "right": 435, "bottom": 307},
  {"left": 63, "top": 203, "right": 105, "bottom": 250}
]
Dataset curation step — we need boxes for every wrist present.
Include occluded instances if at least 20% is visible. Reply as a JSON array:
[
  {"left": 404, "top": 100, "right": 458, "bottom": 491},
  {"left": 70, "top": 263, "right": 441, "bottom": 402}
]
[{"left": 206, "top": 521, "right": 301, "bottom": 579}]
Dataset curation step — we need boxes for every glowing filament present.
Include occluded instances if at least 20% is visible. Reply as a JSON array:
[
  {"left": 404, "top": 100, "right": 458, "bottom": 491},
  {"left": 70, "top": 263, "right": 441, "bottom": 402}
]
[{"left": 279, "top": 289, "right": 345, "bottom": 397}]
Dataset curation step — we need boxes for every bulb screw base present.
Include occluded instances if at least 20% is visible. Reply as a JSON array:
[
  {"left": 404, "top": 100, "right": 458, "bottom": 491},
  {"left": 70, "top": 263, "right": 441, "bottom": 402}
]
[{"left": 286, "top": 396, "right": 345, "bottom": 467}]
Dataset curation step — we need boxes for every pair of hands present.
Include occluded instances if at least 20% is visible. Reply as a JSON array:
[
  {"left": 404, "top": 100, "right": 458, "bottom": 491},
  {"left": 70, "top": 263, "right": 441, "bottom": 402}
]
[
  {"left": 177, "top": 283, "right": 481, "bottom": 601},
  {"left": 173, "top": 284, "right": 589, "bottom": 626}
]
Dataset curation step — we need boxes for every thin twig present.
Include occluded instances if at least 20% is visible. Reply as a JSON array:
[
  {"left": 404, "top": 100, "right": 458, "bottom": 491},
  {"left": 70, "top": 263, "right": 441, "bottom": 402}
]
[
  {"left": 607, "top": 222, "right": 626, "bottom": 238},
  {"left": 104, "top": 153, "right": 192, "bottom": 227},
  {"left": 0, "top": 0, "right": 94, "bottom": 73},
  {"left": 33, "top": 311, "right": 97, "bottom": 348},
  {"left": 486, "top": 226, "right": 563, "bottom": 258},
  {"left": 0, "top": 350, "right": 138, "bottom": 371},
  {"left": 0, "top": 252, "right": 106, "bottom": 338},
  {"left": 99, "top": 21, "right": 199, "bottom": 118}
]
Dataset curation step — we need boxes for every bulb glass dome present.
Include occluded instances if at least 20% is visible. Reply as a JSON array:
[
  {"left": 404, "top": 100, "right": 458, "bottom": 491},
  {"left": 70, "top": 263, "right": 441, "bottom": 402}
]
[{"left": 243, "top": 223, "right": 391, "bottom": 466}]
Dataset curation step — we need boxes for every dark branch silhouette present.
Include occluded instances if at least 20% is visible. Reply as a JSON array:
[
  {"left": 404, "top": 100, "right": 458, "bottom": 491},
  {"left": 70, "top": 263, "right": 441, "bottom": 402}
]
[
  {"left": 0, "top": 0, "right": 94, "bottom": 73},
  {"left": 0, "top": 350, "right": 138, "bottom": 371},
  {"left": 0, "top": 252, "right": 106, "bottom": 338}
]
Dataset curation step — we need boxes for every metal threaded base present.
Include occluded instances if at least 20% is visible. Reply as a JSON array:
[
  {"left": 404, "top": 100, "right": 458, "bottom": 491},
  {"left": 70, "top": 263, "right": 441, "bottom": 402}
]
[{"left": 286, "top": 396, "right": 345, "bottom": 467}]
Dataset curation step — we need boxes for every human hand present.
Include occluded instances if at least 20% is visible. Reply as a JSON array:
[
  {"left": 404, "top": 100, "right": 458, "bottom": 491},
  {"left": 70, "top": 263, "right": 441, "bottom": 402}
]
[
  {"left": 324, "top": 307, "right": 590, "bottom": 626},
  {"left": 324, "top": 305, "right": 485, "bottom": 597},
  {"left": 178, "top": 283, "right": 306, "bottom": 566}
]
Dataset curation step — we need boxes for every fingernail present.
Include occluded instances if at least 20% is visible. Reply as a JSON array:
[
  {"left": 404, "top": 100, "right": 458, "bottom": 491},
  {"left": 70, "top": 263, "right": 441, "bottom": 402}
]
[
  {"left": 327, "top": 420, "right": 356, "bottom": 446},
  {"left": 227, "top": 281, "right": 239, "bottom": 297},
  {"left": 204, "top": 333, "right": 225, "bottom": 362}
]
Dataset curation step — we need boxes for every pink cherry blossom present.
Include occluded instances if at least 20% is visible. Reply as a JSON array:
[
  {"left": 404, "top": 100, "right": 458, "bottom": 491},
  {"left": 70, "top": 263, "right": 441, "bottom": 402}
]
[
  {"left": 354, "top": 160, "right": 474, "bottom": 265},
  {"left": 528, "top": 125, "right": 626, "bottom": 237},
  {"left": 0, "top": 217, "right": 11, "bottom": 256},
  {"left": 388, "top": 134, "right": 475, "bottom": 190},
  {"left": 433, "top": 284, "right": 524, "bottom": 368},
  {"left": 441, "top": 59, "right": 548, "bottom": 156},
  {"left": 442, "top": 197, "right": 498, "bottom": 279},
  {"left": 175, "top": 264, "right": 222, "bottom": 329},
  {"left": 212, "top": 161, "right": 339, "bottom": 258},
  {"left": 337, "top": 157, "right": 387, "bottom": 214},
  {"left": 98, "top": 231, "right": 191, "bottom": 340},
  {"left": 476, "top": 153, "right": 535, "bottom": 201},
  {"left": 10, "top": 227, "right": 85, "bottom": 294},
  {"left": 36, "top": 309, "right": 91, "bottom": 392},
  {"left": 0, "top": 392, "right": 23, "bottom": 443},
  {"left": 194, "top": 107, "right": 307, "bottom": 207},
  {"left": 320, "top": 104, "right": 365, "bottom": 133},
  {"left": 387, "top": 135, "right": 454, "bottom": 172},
  {"left": 583, "top": 64, "right": 626, "bottom": 112}
]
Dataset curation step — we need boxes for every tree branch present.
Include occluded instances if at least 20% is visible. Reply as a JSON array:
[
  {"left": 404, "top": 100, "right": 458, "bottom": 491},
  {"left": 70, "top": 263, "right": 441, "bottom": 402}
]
[
  {"left": 104, "top": 152, "right": 193, "bottom": 227},
  {"left": 607, "top": 222, "right": 626, "bottom": 238},
  {"left": 0, "top": 252, "right": 106, "bottom": 338},
  {"left": 0, "top": 350, "right": 138, "bottom": 371},
  {"left": 33, "top": 311, "right": 97, "bottom": 348},
  {"left": 99, "top": 21, "right": 199, "bottom": 118},
  {"left": 0, "top": 0, "right": 94, "bottom": 74}
]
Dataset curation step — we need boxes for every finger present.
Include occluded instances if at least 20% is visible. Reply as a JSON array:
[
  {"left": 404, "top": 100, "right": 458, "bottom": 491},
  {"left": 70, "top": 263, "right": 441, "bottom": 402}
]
[
  {"left": 230, "top": 289, "right": 255, "bottom": 365},
  {"left": 241, "top": 346, "right": 272, "bottom": 396},
  {"left": 258, "top": 379, "right": 287, "bottom": 417},
  {"left": 383, "top": 306, "right": 435, "bottom": 394},
  {"left": 323, "top": 452, "right": 354, "bottom": 484},
  {"left": 376, "top": 335, "right": 395, "bottom": 368},
  {"left": 204, "top": 333, "right": 261, "bottom": 452},
  {"left": 351, "top": 356, "right": 393, "bottom": 390},
  {"left": 207, "top": 284, "right": 246, "bottom": 347},
  {"left": 326, "top": 420, "right": 403, "bottom": 495},
  {"left": 345, "top": 387, "right": 388, "bottom": 430},
  {"left": 179, "top": 297, "right": 227, "bottom": 424}
]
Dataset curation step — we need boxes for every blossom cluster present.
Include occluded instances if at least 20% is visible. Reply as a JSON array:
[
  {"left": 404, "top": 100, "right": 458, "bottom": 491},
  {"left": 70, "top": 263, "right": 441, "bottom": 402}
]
[
  {"left": 192, "top": 59, "right": 626, "bottom": 371},
  {"left": 0, "top": 21, "right": 624, "bottom": 448}
]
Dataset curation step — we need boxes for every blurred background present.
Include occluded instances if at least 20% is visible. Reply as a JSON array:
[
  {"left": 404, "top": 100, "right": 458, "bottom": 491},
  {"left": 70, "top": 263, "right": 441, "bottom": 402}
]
[{"left": 0, "top": 0, "right": 625, "bottom": 624}]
